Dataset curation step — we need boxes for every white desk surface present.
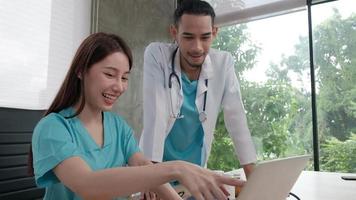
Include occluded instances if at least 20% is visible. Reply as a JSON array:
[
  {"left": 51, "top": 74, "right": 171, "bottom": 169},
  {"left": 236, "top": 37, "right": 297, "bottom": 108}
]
[
  {"left": 290, "top": 171, "right": 356, "bottom": 200},
  {"left": 174, "top": 170, "right": 356, "bottom": 200}
]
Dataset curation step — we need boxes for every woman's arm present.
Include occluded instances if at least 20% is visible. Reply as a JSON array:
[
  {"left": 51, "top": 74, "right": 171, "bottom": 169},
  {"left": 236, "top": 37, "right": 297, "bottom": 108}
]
[
  {"left": 53, "top": 156, "right": 177, "bottom": 199},
  {"left": 53, "top": 156, "right": 243, "bottom": 200},
  {"left": 128, "top": 152, "right": 181, "bottom": 200}
]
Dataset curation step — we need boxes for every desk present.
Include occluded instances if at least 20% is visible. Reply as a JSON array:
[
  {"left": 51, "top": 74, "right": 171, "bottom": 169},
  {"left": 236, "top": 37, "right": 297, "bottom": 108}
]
[
  {"left": 290, "top": 171, "right": 356, "bottom": 200},
  {"left": 174, "top": 170, "right": 356, "bottom": 200}
]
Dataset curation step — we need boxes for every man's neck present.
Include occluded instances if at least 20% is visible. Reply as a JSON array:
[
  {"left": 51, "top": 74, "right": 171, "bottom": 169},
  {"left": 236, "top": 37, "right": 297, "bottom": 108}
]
[{"left": 180, "top": 59, "right": 201, "bottom": 81}]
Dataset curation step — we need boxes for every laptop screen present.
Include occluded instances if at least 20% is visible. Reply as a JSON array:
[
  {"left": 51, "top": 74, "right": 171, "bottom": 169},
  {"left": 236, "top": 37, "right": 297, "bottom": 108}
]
[{"left": 236, "top": 155, "right": 310, "bottom": 200}]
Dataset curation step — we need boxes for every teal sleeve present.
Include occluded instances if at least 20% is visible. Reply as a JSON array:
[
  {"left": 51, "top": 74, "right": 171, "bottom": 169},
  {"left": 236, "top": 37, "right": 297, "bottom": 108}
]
[
  {"left": 115, "top": 116, "right": 141, "bottom": 163},
  {"left": 32, "top": 114, "right": 82, "bottom": 187},
  {"left": 123, "top": 127, "right": 141, "bottom": 163}
]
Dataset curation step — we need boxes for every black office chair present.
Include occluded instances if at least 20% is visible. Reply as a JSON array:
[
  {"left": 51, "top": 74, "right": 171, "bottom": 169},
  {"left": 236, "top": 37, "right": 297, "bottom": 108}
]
[{"left": 0, "top": 108, "right": 45, "bottom": 200}]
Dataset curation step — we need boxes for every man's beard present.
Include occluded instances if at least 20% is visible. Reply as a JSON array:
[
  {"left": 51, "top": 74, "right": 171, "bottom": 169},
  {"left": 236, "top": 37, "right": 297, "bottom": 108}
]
[{"left": 182, "top": 54, "right": 204, "bottom": 69}]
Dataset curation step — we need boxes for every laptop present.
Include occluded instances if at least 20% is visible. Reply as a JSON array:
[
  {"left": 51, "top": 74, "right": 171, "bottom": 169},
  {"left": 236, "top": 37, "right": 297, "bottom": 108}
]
[
  {"left": 236, "top": 155, "right": 310, "bottom": 200},
  {"left": 174, "top": 155, "right": 310, "bottom": 200}
]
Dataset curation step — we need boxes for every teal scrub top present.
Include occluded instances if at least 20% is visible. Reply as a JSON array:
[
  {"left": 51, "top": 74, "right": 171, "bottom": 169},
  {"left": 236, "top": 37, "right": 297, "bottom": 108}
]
[
  {"left": 32, "top": 107, "right": 140, "bottom": 200},
  {"left": 163, "top": 73, "right": 204, "bottom": 166}
]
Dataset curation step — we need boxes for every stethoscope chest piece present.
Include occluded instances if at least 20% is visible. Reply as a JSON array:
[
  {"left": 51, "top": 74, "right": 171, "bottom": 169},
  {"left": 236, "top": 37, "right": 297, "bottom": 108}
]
[{"left": 199, "top": 111, "right": 207, "bottom": 122}]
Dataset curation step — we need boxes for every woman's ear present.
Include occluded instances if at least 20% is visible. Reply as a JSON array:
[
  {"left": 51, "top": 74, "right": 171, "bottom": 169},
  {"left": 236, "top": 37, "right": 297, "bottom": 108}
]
[{"left": 77, "top": 72, "right": 82, "bottom": 80}]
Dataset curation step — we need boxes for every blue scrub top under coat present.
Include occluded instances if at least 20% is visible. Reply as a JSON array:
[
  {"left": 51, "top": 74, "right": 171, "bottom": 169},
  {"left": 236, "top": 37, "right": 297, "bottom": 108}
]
[{"left": 163, "top": 72, "right": 205, "bottom": 166}]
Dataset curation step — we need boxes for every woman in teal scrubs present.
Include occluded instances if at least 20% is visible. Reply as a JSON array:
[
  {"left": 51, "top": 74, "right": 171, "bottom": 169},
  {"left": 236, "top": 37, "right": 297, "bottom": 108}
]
[{"left": 29, "top": 32, "right": 242, "bottom": 200}]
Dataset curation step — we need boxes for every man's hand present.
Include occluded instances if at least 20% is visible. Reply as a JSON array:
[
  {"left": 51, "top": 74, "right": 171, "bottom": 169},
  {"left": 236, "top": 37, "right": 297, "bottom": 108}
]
[
  {"left": 140, "top": 191, "right": 158, "bottom": 200},
  {"left": 243, "top": 163, "right": 255, "bottom": 178}
]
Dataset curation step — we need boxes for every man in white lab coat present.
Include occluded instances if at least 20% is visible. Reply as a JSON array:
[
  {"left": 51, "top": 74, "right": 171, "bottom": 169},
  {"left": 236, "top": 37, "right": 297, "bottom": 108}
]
[{"left": 140, "top": 0, "right": 257, "bottom": 177}]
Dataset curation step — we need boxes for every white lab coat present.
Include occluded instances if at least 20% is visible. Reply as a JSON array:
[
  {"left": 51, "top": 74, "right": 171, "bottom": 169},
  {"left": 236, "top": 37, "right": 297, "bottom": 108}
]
[{"left": 139, "top": 42, "right": 257, "bottom": 166}]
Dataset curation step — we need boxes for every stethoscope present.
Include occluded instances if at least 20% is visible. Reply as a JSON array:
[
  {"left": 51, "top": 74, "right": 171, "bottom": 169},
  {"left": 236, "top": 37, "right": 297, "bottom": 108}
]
[{"left": 169, "top": 47, "right": 208, "bottom": 122}]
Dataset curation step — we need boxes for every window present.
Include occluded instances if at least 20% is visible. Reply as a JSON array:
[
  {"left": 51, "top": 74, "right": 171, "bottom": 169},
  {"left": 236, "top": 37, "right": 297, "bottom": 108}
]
[
  {"left": 207, "top": 0, "right": 356, "bottom": 173},
  {"left": 0, "top": 0, "right": 91, "bottom": 109},
  {"left": 208, "top": 10, "right": 312, "bottom": 171},
  {"left": 313, "top": 0, "right": 356, "bottom": 173}
]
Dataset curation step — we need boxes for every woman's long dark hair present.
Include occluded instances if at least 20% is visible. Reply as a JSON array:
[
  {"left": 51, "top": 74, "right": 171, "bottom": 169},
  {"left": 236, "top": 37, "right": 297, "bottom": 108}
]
[{"left": 28, "top": 32, "right": 133, "bottom": 176}]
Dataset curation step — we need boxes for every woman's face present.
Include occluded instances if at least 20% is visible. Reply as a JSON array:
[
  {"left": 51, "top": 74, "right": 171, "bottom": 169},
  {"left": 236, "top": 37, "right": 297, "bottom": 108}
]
[{"left": 82, "top": 52, "right": 130, "bottom": 112}]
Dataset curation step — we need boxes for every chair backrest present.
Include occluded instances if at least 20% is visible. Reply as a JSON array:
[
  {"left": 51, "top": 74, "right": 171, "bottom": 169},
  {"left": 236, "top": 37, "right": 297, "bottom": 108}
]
[{"left": 0, "top": 107, "right": 45, "bottom": 200}]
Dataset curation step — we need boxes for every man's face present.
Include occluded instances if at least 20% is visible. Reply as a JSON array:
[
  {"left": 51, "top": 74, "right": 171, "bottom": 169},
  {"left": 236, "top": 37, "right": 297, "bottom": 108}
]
[{"left": 171, "top": 14, "right": 217, "bottom": 69}]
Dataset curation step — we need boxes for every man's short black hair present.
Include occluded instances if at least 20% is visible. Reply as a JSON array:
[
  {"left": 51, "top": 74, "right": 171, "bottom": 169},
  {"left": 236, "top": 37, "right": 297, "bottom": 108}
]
[{"left": 174, "top": 0, "right": 215, "bottom": 26}]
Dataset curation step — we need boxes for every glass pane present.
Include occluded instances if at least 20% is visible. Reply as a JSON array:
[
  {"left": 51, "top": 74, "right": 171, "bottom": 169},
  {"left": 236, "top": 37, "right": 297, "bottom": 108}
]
[
  {"left": 206, "top": 0, "right": 306, "bottom": 25},
  {"left": 207, "top": 10, "right": 313, "bottom": 171},
  {"left": 0, "top": 0, "right": 90, "bottom": 109},
  {"left": 207, "top": 0, "right": 299, "bottom": 14},
  {"left": 0, "top": 1, "right": 51, "bottom": 109},
  {"left": 313, "top": 0, "right": 356, "bottom": 173}
]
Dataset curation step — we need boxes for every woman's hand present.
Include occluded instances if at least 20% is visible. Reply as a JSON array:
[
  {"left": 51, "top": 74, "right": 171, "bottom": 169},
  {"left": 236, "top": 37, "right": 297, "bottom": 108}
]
[
  {"left": 173, "top": 161, "right": 244, "bottom": 200},
  {"left": 140, "top": 191, "right": 158, "bottom": 200}
]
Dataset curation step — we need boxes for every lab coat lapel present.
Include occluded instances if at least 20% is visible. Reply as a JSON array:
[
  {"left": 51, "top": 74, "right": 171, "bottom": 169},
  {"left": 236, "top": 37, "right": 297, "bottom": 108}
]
[
  {"left": 174, "top": 48, "right": 184, "bottom": 98},
  {"left": 196, "top": 54, "right": 213, "bottom": 112},
  {"left": 197, "top": 54, "right": 213, "bottom": 97}
]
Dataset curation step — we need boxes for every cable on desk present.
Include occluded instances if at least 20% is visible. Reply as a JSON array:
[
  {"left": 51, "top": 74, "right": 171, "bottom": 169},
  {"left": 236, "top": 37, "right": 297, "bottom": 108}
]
[{"left": 289, "top": 192, "right": 301, "bottom": 200}]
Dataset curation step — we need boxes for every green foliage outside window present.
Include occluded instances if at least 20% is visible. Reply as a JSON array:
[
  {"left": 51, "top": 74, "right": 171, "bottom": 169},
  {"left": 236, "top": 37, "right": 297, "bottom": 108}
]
[
  {"left": 207, "top": 10, "right": 356, "bottom": 173},
  {"left": 320, "top": 134, "right": 356, "bottom": 172}
]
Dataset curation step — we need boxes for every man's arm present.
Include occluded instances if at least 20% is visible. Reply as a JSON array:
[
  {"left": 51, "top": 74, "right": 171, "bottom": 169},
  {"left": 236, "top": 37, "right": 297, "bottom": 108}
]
[
  {"left": 221, "top": 53, "right": 257, "bottom": 170},
  {"left": 242, "top": 163, "right": 255, "bottom": 178},
  {"left": 140, "top": 43, "right": 168, "bottom": 162}
]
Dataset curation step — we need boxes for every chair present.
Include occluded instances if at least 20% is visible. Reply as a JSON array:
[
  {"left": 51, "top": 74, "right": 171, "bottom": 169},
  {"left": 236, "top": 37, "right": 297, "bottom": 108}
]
[{"left": 0, "top": 108, "right": 45, "bottom": 200}]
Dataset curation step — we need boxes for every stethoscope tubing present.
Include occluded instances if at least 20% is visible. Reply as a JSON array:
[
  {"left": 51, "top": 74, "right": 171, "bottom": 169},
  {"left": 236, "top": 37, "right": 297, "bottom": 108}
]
[{"left": 169, "top": 47, "right": 208, "bottom": 121}]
